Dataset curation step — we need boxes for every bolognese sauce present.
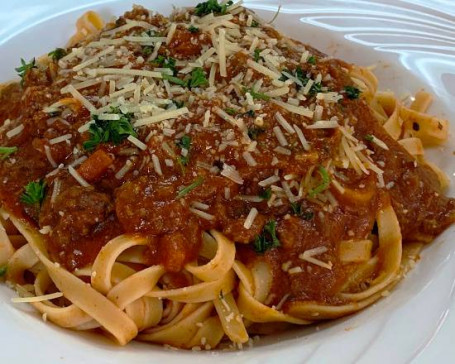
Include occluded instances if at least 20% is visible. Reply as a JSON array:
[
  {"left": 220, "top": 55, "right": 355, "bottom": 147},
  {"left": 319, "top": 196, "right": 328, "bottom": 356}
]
[{"left": 0, "top": 4, "right": 453, "bottom": 311}]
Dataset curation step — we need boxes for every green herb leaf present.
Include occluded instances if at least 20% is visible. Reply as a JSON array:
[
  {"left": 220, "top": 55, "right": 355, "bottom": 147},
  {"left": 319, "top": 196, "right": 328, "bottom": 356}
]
[
  {"left": 0, "top": 146, "right": 18, "bottom": 160},
  {"left": 142, "top": 46, "right": 153, "bottom": 56},
  {"left": 251, "top": 20, "right": 259, "bottom": 27},
  {"left": 154, "top": 56, "right": 177, "bottom": 75},
  {"left": 309, "top": 165, "right": 330, "bottom": 197},
  {"left": 290, "top": 202, "right": 302, "bottom": 216},
  {"left": 162, "top": 73, "right": 187, "bottom": 87},
  {"left": 364, "top": 134, "right": 374, "bottom": 142},
  {"left": 194, "top": 0, "right": 233, "bottom": 16},
  {"left": 247, "top": 126, "right": 264, "bottom": 140},
  {"left": 243, "top": 110, "right": 256, "bottom": 118},
  {"left": 176, "top": 176, "right": 204, "bottom": 199},
  {"left": 187, "top": 67, "right": 208, "bottom": 88},
  {"left": 290, "top": 202, "right": 314, "bottom": 220},
  {"left": 15, "top": 58, "right": 37, "bottom": 86},
  {"left": 188, "top": 25, "right": 200, "bottom": 33},
  {"left": 253, "top": 49, "right": 262, "bottom": 62},
  {"left": 20, "top": 180, "right": 46, "bottom": 205},
  {"left": 0, "top": 264, "right": 7, "bottom": 277},
  {"left": 253, "top": 220, "right": 281, "bottom": 254},
  {"left": 224, "top": 108, "right": 237, "bottom": 116},
  {"left": 177, "top": 135, "right": 192, "bottom": 169},
  {"left": 48, "top": 48, "right": 67, "bottom": 61},
  {"left": 83, "top": 107, "right": 137, "bottom": 150},
  {"left": 344, "top": 85, "right": 361, "bottom": 100},
  {"left": 243, "top": 87, "right": 270, "bottom": 101},
  {"left": 172, "top": 100, "right": 185, "bottom": 108},
  {"left": 259, "top": 187, "right": 272, "bottom": 200},
  {"left": 307, "top": 55, "right": 317, "bottom": 65}
]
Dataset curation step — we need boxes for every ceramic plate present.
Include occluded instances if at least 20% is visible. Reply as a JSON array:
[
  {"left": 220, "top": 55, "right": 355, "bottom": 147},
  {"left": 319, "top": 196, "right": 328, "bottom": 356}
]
[{"left": 1, "top": 1, "right": 455, "bottom": 362}]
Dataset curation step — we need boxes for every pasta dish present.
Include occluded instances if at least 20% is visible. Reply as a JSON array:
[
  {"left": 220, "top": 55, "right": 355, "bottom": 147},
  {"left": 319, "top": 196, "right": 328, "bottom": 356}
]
[{"left": 0, "top": 1, "right": 453, "bottom": 350}]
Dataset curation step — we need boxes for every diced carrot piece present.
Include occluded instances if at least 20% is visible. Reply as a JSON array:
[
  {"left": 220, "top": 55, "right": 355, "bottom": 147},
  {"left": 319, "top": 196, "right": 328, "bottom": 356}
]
[{"left": 77, "top": 149, "right": 113, "bottom": 182}]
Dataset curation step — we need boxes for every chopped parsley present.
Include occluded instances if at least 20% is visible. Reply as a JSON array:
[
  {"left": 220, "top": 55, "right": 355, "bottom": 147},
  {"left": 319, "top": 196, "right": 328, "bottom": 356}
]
[
  {"left": 83, "top": 107, "right": 137, "bottom": 151},
  {"left": 194, "top": 0, "right": 233, "bottom": 16},
  {"left": 307, "top": 55, "right": 317, "bottom": 65},
  {"left": 172, "top": 100, "right": 185, "bottom": 108},
  {"left": 15, "top": 58, "right": 37, "bottom": 86},
  {"left": 177, "top": 135, "right": 192, "bottom": 170},
  {"left": 153, "top": 56, "right": 177, "bottom": 75},
  {"left": 344, "top": 85, "right": 361, "bottom": 100},
  {"left": 0, "top": 146, "right": 18, "bottom": 160},
  {"left": 309, "top": 166, "right": 331, "bottom": 198},
  {"left": 162, "top": 73, "right": 187, "bottom": 87},
  {"left": 187, "top": 67, "right": 208, "bottom": 88},
  {"left": 253, "top": 49, "right": 263, "bottom": 62},
  {"left": 48, "top": 48, "right": 67, "bottom": 61},
  {"left": 162, "top": 67, "right": 208, "bottom": 89},
  {"left": 0, "top": 264, "right": 6, "bottom": 277},
  {"left": 290, "top": 202, "right": 314, "bottom": 220},
  {"left": 364, "top": 134, "right": 374, "bottom": 142},
  {"left": 224, "top": 108, "right": 237, "bottom": 116},
  {"left": 142, "top": 46, "right": 153, "bottom": 56},
  {"left": 251, "top": 20, "right": 259, "bottom": 27},
  {"left": 259, "top": 187, "right": 272, "bottom": 200},
  {"left": 247, "top": 126, "right": 265, "bottom": 140},
  {"left": 243, "top": 110, "right": 256, "bottom": 118},
  {"left": 243, "top": 87, "right": 270, "bottom": 101},
  {"left": 279, "top": 66, "right": 321, "bottom": 95},
  {"left": 253, "top": 220, "right": 281, "bottom": 254},
  {"left": 176, "top": 176, "right": 204, "bottom": 199},
  {"left": 188, "top": 25, "right": 199, "bottom": 33},
  {"left": 20, "top": 180, "right": 46, "bottom": 205}
]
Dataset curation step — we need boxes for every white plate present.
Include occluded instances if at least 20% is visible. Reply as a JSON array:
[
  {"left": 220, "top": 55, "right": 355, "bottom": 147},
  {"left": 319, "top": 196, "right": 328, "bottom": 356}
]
[{"left": 1, "top": 0, "right": 455, "bottom": 362}]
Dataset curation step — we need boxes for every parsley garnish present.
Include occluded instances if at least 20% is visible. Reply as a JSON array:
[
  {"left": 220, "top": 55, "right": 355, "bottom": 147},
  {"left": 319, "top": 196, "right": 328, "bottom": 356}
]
[
  {"left": 172, "top": 100, "right": 185, "bottom": 108},
  {"left": 15, "top": 58, "right": 37, "bottom": 86},
  {"left": 162, "top": 73, "right": 187, "bottom": 87},
  {"left": 224, "top": 108, "right": 237, "bottom": 116},
  {"left": 251, "top": 20, "right": 259, "bottom": 27},
  {"left": 0, "top": 146, "right": 18, "bottom": 160},
  {"left": 194, "top": 0, "right": 233, "bottom": 16},
  {"left": 253, "top": 220, "right": 281, "bottom": 253},
  {"left": 307, "top": 55, "right": 317, "bottom": 65},
  {"left": 187, "top": 67, "right": 208, "bottom": 88},
  {"left": 364, "top": 134, "right": 374, "bottom": 142},
  {"left": 253, "top": 49, "right": 263, "bottom": 62},
  {"left": 344, "top": 85, "right": 361, "bottom": 100},
  {"left": 243, "top": 87, "right": 270, "bottom": 101},
  {"left": 142, "top": 46, "right": 153, "bottom": 56},
  {"left": 290, "top": 202, "right": 302, "bottom": 216},
  {"left": 309, "top": 166, "right": 330, "bottom": 198},
  {"left": 20, "top": 180, "right": 46, "bottom": 205},
  {"left": 259, "top": 187, "right": 272, "bottom": 200},
  {"left": 176, "top": 134, "right": 192, "bottom": 172},
  {"left": 0, "top": 265, "right": 7, "bottom": 277},
  {"left": 83, "top": 107, "right": 137, "bottom": 151},
  {"left": 188, "top": 25, "right": 199, "bottom": 33},
  {"left": 154, "top": 56, "right": 177, "bottom": 75},
  {"left": 247, "top": 126, "right": 264, "bottom": 140},
  {"left": 279, "top": 66, "right": 321, "bottom": 95},
  {"left": 243, "top": 110, "right": 256, "bottom": 118},
  {"left": 163, "top": 67, "right": 208, "bottom": 89},
  {"left": 176, "top": 176, "right": 204, "bottom": 199},
  {"left": 290, "top": 202, "right": 314, "bottom": 220},
  {"left": 48, "top": 48, "right": 67, "bottom": 61}
]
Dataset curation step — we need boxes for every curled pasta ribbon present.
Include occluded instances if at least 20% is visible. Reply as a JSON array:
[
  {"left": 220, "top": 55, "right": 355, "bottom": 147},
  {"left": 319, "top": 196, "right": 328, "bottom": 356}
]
[
  {"left": 287, "top": 203, "right": 402, "bottom": 320},
  {"left": 9, "top": 217, "right": 138, "bottom": 346},
  {"left": 68, "top": 11, "right": 104, "bottom": 46}
]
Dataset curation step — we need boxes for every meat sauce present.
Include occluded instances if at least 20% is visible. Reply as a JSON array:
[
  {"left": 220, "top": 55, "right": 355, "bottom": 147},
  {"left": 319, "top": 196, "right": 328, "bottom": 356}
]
[{"left": 0, "top": 6, "right": 454, "bottom": 306}]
